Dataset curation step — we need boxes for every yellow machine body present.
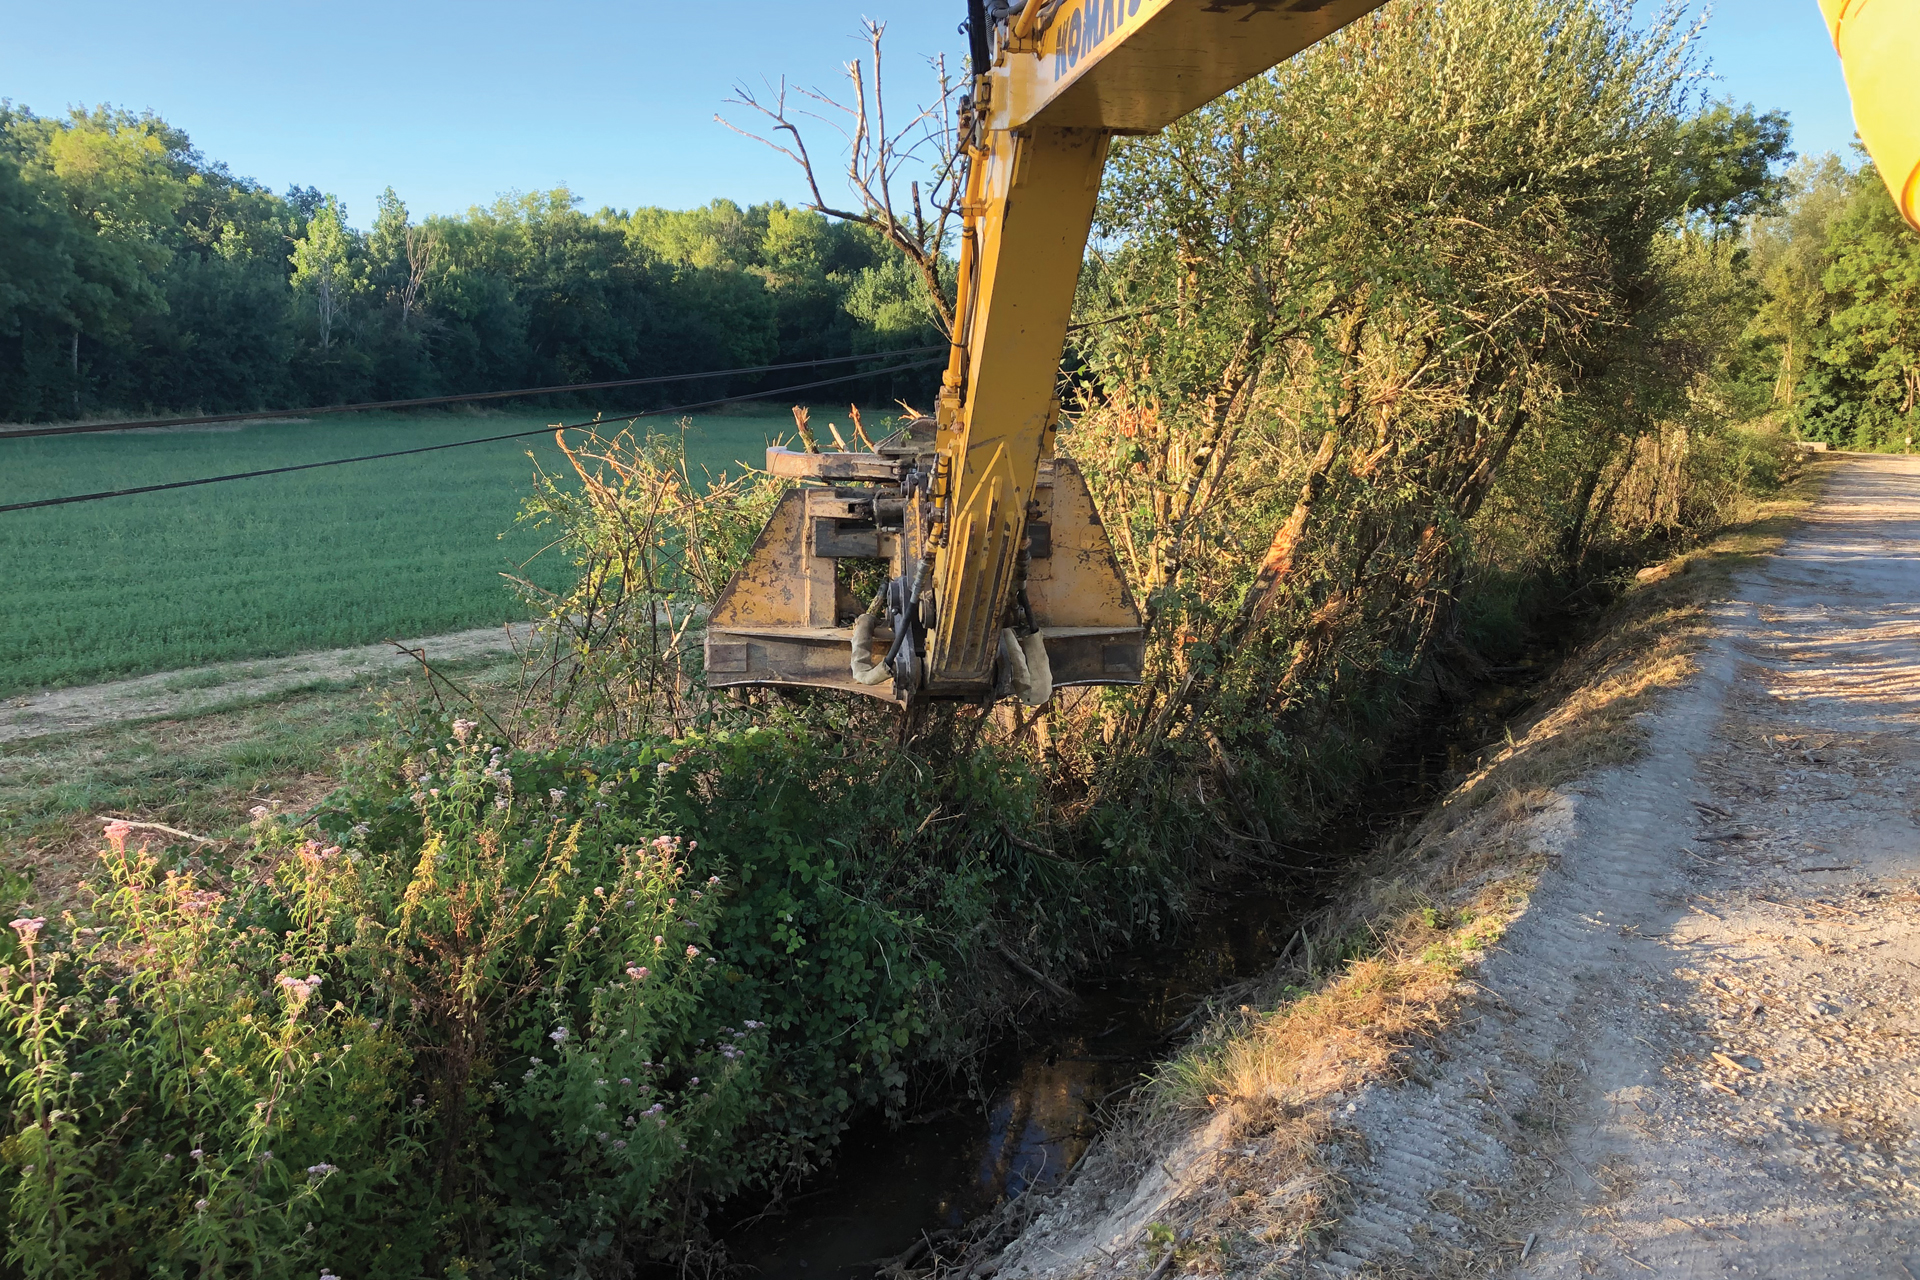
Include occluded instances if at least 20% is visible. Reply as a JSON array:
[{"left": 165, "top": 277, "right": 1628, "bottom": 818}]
[
  {"left": 705, "top": 0, "right": 1391, "bottom": 705},
  {"left": 1822, "top": 0, "right": 1920, "bottom": 231}
]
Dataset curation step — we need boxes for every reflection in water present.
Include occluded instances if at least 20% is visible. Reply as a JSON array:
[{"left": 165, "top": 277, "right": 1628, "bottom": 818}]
[
  {"left": 977, "top": 1055, "right": 1098, "bottom": 1202},
  {"left": 729, "top": 889, "right": 1298, "bottom": 1278}
]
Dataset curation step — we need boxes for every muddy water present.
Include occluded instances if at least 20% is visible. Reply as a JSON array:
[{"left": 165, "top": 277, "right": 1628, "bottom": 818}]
[{"left": 726, "top": 887, "right": 1306, "bottom": 1276}]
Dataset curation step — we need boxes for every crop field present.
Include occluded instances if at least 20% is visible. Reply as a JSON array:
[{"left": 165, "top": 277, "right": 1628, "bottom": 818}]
[{"left": 0, "top": 403, "right": 892, "bottom": 696}]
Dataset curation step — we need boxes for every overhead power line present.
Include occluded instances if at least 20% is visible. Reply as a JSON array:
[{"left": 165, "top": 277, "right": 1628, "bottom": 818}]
[
  {"left": 0, "top": 357, "right": 942, "bottom": 516},
  {"left": 0, "top": 346, "right": 944, "bottom": 441}
]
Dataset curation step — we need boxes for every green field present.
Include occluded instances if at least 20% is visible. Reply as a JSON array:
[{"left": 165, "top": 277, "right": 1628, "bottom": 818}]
[{"left": 0, "top": 404, "right": 888, "bottom": 696}]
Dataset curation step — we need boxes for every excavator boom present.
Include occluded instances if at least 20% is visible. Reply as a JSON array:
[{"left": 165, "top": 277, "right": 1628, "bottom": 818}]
[
  {"left": 1821, "top": 0, "right": 1920, "bottom": 232},
  {"left": 706, "top": 0, "right": 1391, "bottom": 706}
]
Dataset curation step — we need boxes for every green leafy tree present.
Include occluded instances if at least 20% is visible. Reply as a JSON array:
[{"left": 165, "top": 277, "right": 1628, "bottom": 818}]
[
  {"left": 1673, "top": 100, "right": 1793, "bottom": 236},
  {"left": 1747, "top": 154, "right": 1856, "bottom": 408},
  {"left": 290, "top": 194, "right": 356, "bottom": 353},
  {"left": 0, "top": 104, "right": 942, "bottom": 422},
  {"left": 0, "top": 150, "right": 80, "bottom": 348},
  {"left": 0, "top": 105, "right": 189, "bottom": 413},
  {"left": 1796, "top": 168, "right": 1920, "bottom": 448}
]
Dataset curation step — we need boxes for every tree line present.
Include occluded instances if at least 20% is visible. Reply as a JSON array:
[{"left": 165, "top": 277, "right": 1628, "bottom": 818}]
[
  {"left": 0, "top": 104, "right": 942, "bottom": 424},
  {"left": 1752, "top": 155, "right": 1920, "bottom": 450}
]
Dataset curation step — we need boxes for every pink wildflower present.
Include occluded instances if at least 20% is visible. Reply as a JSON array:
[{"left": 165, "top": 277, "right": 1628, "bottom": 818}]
[
  {"left": 9, "top": 917, "right": 45, "bottom": 944},
  {"left": 276, "top": 973, "right": 323, "bottom": 1007},
  {"left": 104, "top": 821, "right": 132, "bottom": 853}
]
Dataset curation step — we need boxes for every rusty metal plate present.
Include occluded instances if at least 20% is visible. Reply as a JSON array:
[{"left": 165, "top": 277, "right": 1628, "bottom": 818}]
[{"left": 706, "top": 642, "right": 749, "bottom": 673}]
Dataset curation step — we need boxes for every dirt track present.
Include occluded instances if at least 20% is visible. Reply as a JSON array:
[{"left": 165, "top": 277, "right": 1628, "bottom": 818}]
[
  {"left": 1326, "top": 454, "right": 1920, "bottom": 1276},
  {"left": 0, "top": 624, "right": 526, "bottom": 745}
]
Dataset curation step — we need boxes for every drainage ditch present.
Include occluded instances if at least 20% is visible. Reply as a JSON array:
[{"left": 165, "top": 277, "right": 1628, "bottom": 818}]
[{"left": 726, "top": 663, "right": 1548, "bottom": 1277}]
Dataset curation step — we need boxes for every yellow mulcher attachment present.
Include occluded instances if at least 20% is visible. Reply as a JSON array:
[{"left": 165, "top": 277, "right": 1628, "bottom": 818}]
[
  {"left": 706, "top": 0, "right": 1395, "bottom": 708},
  {"left": 705, "top": 418, "right": 1144, "bottom": 704}
]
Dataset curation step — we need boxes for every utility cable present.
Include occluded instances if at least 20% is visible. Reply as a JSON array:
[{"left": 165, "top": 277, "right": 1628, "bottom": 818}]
[
  {"left": 0, "top": 356, "right": 942, "bottom": 515},
  {"left": 0, "top": 346, "right": 944, "bottom": 441}
]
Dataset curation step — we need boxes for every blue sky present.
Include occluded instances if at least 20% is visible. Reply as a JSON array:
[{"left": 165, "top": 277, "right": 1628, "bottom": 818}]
[{"left": 0, "top": 0, "right": 1854, "bottom": 229}]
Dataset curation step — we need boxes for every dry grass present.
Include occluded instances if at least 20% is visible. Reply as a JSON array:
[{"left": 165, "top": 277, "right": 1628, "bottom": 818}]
[
  {"left": 0, "top": 657, "right": 521, "bottom": 913},
  {"left": 1444, "top": 455, "right": 1835, "bottom": 807},
  {"left": 1166, "top": 907, "right": 1503, "bottom": 1112}
]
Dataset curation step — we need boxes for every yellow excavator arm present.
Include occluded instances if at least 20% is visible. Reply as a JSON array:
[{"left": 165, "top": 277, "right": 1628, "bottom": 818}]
[
  {"left": 706, "top": 0, "right": 1392, "bottom": 707},
  {"left": 1822, "top": 0, "right": 1920, "bottom": 231}
]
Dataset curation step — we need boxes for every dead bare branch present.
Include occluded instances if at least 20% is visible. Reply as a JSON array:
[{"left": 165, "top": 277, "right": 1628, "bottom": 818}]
[{"left": 717, "top": 19, "right": 963, "bottom": 335}]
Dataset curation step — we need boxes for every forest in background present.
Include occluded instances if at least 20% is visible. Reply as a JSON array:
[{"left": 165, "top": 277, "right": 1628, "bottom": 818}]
[
  {"left": 0, "top": 103, "right": 941, "bottom": 423},
  {"left": 1754, "top": 155, "right": 1920, "bottom": 450},
  {"left": 2, "top": 96, "right": 1918, "bottom": 447}
]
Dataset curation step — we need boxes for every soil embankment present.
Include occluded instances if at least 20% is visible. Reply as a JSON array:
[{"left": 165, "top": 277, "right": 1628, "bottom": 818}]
[{"left": 995, "top": 454, "right": 1920, "bottom": 1276}]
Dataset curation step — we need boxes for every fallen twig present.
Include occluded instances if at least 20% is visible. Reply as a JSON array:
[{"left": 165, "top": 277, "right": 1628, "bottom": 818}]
[
  {"left": 995, "top": 941, "right": 1081, "bottom": 1005},
  {"left": 98, "top": 816, "right": 223, "bottom": 846},
  {"left": 1000, "top": 825, "right": 1064, "bottom": 858}
]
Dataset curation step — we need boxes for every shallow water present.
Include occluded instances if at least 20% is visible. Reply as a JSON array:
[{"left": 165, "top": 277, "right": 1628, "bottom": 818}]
[{"left": 727, "top": 887, "right": 1304, "bottom": 1276}]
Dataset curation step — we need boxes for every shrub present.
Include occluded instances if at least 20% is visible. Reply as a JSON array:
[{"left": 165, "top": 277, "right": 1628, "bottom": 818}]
[
  {"left": 0, "top": 727, "right": 773, "bottom": 1276},
  {"left": 0, "top": 707, "right": 1118, "bottom": 1275}
]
